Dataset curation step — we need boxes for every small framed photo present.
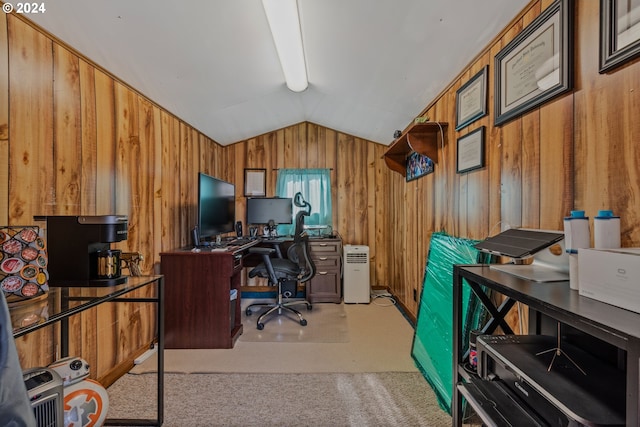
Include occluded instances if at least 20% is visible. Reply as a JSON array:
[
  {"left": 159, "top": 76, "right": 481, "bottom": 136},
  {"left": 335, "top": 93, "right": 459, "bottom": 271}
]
[
  {"left": 405, "top": 152, "right": 434, "bottom": 182},
  {"left": 455, "top": 65, "right": 488, "bottom": 131},
  {"left": 494, "top": 0, "right": 573, "bottom": 126},
  {"left": 244, "top": 168, "right": 266, "bottom": 197},
  {"left": 599, "top": 0, "right": 640, "bottom": 73},
  {"left": 456, "top": 127, "right": 485, "bottom": 174}
]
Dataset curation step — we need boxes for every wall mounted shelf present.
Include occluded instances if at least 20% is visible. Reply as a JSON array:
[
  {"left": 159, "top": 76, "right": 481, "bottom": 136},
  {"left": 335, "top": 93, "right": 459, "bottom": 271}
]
[{"left": 383, "top": 122, "right": 448, "bottom": 176}]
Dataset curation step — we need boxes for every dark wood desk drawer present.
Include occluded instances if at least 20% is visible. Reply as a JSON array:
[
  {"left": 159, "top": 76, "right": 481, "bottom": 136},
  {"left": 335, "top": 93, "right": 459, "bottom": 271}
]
[
  {"left": 309, "top": 240, "right": 341, "bottom": 255},
  {"left": 311, "top": 256, "right": 340, "bottom": 269},
  {"left": 307, "top": 238, "right": 342, "bottom": 303}
]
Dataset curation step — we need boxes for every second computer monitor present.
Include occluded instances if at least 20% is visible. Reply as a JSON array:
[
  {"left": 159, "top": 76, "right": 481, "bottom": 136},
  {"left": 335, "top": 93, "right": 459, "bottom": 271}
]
[{"left": 246, "top": 197, "right": 293, "bottom": 225}]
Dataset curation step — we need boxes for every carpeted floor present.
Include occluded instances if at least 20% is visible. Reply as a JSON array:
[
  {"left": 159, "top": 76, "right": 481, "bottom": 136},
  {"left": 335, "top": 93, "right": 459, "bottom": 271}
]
[
  {"left": 240, "top": 300, "right": 350, "bottom": 343},
  {"left": 107, "top": 372, "right": 451, "bottom": 426},
  {"left": 109, "top": 300, "right": 453, "bottom": 425},
  {"left": 131, "top": 300, "right": 418, "bottom": 374}
]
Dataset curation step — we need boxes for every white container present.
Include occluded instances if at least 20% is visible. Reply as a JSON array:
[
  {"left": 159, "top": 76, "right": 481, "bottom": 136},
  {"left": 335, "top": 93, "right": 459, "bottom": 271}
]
[
  {"left": 594, "top": 210, "right": 621, "bottom": 249},
  {"left": 563, "top": 210, "right": 590, "bottom": 291},
  {"left": 579, "top": 248, "right": 640, "bottom": 314}
]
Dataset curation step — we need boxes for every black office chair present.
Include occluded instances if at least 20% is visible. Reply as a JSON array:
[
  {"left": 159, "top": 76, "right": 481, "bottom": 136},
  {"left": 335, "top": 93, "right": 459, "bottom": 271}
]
[{"left": 245, "top": 193, "right": 314, "bottom": 330}]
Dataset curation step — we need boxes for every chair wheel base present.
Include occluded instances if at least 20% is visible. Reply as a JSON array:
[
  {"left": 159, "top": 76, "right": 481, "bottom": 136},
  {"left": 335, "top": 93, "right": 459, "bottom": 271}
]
[
  {"left": 257, "top": 323, "right": 264, "bottom": 330},
  {"left": 300, "top": 319, "right": 307, "bottom": 326}
]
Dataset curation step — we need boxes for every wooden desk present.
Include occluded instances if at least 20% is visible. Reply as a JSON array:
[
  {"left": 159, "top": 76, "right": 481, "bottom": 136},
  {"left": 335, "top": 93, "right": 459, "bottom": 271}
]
[
  {"left": 160, "top": 243, "right": 256, "bottom": 349},
  {"left": 452, "top": 265, "right": 640, "bottom": 426}
]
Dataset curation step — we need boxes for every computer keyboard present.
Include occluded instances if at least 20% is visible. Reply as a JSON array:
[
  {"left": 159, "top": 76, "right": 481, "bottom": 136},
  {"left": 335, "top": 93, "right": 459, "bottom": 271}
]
[{"left": 229, "top": 236, "right": 255, "bottom": 246}]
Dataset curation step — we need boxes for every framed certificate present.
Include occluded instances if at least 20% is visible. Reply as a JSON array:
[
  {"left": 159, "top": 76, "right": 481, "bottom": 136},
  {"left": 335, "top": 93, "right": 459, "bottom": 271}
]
[
  {"left": 600, "top": 0, "right": 640, "bottom": 73},
  {"left": 456, "top": 127, "right": 485, "bottom": 174},
  {"left": 455, "top": 66, "right": 488, "bottom": 131},
  {"left": 494, "top": 0, "right": 573, "bottom": 126},
  {"left": 244, "top": 168, "right": 266, "bottom": 197}
]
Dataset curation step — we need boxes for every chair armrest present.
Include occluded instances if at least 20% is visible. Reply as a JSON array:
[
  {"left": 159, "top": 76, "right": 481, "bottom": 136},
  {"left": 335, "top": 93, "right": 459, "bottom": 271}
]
[{"left": 249, "top": 247, "right": 275, "bottom": 256}]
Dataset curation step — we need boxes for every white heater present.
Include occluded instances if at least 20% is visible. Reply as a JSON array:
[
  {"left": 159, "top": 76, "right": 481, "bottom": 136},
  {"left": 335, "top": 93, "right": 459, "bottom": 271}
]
[
  {"left": 23, "top": 368, "right": 64, "bottom": 427},
  {"left": 343, "top": 245, "right": 370, "bottom": 303}
]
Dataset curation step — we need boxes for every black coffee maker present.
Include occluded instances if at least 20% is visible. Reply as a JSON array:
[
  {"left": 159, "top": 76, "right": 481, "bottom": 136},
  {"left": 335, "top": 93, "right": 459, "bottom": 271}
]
[{"left": 35, "top": 215, "right": 129, "bottom": 286}]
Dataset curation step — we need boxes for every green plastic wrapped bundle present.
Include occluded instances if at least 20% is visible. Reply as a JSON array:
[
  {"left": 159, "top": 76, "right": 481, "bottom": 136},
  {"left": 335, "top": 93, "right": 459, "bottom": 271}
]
[{"left": 411, "top": 231, "right": 487, "bottom": 414}]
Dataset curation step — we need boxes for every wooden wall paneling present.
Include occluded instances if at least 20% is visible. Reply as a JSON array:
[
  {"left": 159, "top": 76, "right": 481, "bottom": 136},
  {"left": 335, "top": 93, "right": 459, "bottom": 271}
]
[
  {"left": 353, "top": 137, "right": 368, "bottom": 245},
  {"left": 385, "top": 175, "right": 399, "bottom": 297},
  {"left": 79, "top": 60, "right": 98, "bottom": 216},
  {"left": 487, "top": 42, "right": 504, "bottom": 237},
  {"left": 324, "top": 128, "right": 338, "bottom": 228},
  {"left": 402, "top": 174, "right": 412, "bottom": 306},
  {"left": 365, "top": 140, "right": 379, "bottom": 287},
  {"left": 306, "top": 122, "right": 319, "bottom": 168},
  {"left": 500, "top": 120, "right": 523, "bottom": 229},
  {"left": 283, "top": 125, "right": 296, "bottom": 167},
  {"left": 517, "top": 1, "right": 543, "bottom": 231},
  {"left": 496, "top": 16, "right": 525, "bottom": 231},
  {"left": 149, "top": 104, "right": 163, "bottom": 271},
  {"left": 160, "top": 111, "right": 180, "bottom": 254},
  {"left": 53, "top": 44, "right": 82, "bottom": 215},
  {"left": 446, "top": 99, "right": 460, "bottom": 236},
  {"left": 453, "top": 71, "right": 470, "bottom": 238},
  {"left": 137, "top": 96, "right": 158, "bottom": 272},
  {"left": 0, "top": 13, "right": 8, "bottom": 225},
  {"left": 198, "top": 134, "right": 211, "bottom": 176},
  {"left": 433, "top": 101, "right": 458, "bottom": 235},
  {"left": 336, "top": 132, "right": 353, "bottom": 242},
  {"left": 178, "top": 122, "right": 193, "bottom": 248},
  {"left": 266, "top": 129, "right": 278, "bottom": 193},
  {"left": 110, "top": 85, "right": 151, "bottom": 374},
  {"left": 520, "top": 111, "right": 541, "bottom": 229},
  {"left": 233, "top": 137, "right": 246, "bottom": 222},
  {"left": 53, "top": 43, "right": 99, "bottom": 372},
  {"left": 620, "top": 66, "right": 640, "bottom": 245},
  {"left": 464, "top": 60, "right": 492, "bottom": 241},
  {"left": 8, "top": 17, "right": 56, "bottom": 369},
  {"left": 539, "top": 96, "right": 574, "bottom": 230},
  {"left": 8, "top": 16, "right": 54, "bottom": 223},
  {"left": 407, "top": 176, "right": 420, "bottom": 314},
  {"left": 296, "top": 123, "right": 307, "bottom": 167},
  {"left": 138, "top": 98, "right": 163, "bottom": 374},
  {"left": 273, "top": 128, "right": 285, "bottom": 173},
  {"left": 94, "top": 69, "right": 117, "bottom": 215},
  {"left": 458, "top": 165, "right": 469, "bottom": 238},
  {"left": 114, "top": 82, "right": 135, "bottom": 225},
  {"left": 371, "top": 143, "right": 385, "bottom": 289}
]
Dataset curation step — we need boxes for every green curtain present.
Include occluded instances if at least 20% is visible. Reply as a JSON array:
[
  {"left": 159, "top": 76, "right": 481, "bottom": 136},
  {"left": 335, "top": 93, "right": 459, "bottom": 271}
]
[{"left": 275, "top": 168, "right": 332, "bottom": 235}]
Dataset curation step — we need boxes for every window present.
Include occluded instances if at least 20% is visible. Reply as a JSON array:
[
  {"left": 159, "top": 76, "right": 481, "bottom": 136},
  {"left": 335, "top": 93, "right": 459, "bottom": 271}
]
[{"left": 275, "top": 168, "right": 332, "bottom": 235}]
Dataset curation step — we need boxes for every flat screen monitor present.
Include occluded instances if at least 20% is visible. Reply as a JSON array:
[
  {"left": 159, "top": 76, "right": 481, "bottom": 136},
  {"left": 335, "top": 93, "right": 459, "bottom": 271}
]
[
  {"left": 246, "top": 197, "right": 292, "bottom": 225},
  {"left": 198, "top": 173, "right": 235, "bottom": 240}
]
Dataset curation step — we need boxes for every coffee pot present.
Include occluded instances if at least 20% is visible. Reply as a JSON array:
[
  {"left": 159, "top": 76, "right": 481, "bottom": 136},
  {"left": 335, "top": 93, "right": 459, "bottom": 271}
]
[{"left": 35, "top": 215, "right": 128, "bottom": 286}]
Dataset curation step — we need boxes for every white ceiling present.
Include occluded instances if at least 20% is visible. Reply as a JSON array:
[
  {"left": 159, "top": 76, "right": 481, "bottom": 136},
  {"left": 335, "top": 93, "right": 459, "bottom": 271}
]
[{"left": 26, "top": 0, "right": 529, "bottom": 146}]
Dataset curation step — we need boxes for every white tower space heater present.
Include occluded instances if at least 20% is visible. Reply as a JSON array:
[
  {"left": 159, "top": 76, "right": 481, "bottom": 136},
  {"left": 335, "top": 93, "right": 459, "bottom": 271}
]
[{"left": 343, "top": 245, "right": 370, "bottom": 303}]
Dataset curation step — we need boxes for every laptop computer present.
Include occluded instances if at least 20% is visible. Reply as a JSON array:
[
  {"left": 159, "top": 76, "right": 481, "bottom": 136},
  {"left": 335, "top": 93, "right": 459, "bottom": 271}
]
[
  {"left": 475, "top": 229, "right": 569, "bottom": 282},
  {"left": 474, "top": 228, "right": 565, "bottom": 259}
]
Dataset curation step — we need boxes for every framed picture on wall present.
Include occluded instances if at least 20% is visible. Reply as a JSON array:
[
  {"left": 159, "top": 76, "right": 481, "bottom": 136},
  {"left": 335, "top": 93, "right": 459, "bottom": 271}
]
[
  {"left": 244, "top": 168, "right": 266, "bottom": 197},
  {"left": 600, "top": 0, "right": 640, "bottom": 73},
  {"left": 456, "top": 127, "right": 485, "bottom": 174},
  {"left": 455, "top": 66, "right": 488, "bottom": 131},
  {"left": 406, "top": 152, "right": 434, "bottom": 182},
  {"left": 494, "top": 0, "right": 573, "bottom": 126}
]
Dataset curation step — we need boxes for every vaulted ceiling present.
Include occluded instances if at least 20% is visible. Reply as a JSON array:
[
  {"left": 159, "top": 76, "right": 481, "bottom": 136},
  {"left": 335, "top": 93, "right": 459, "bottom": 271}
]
[{"left": 26, "top": 0, "right": 529, "bottom": 146}]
